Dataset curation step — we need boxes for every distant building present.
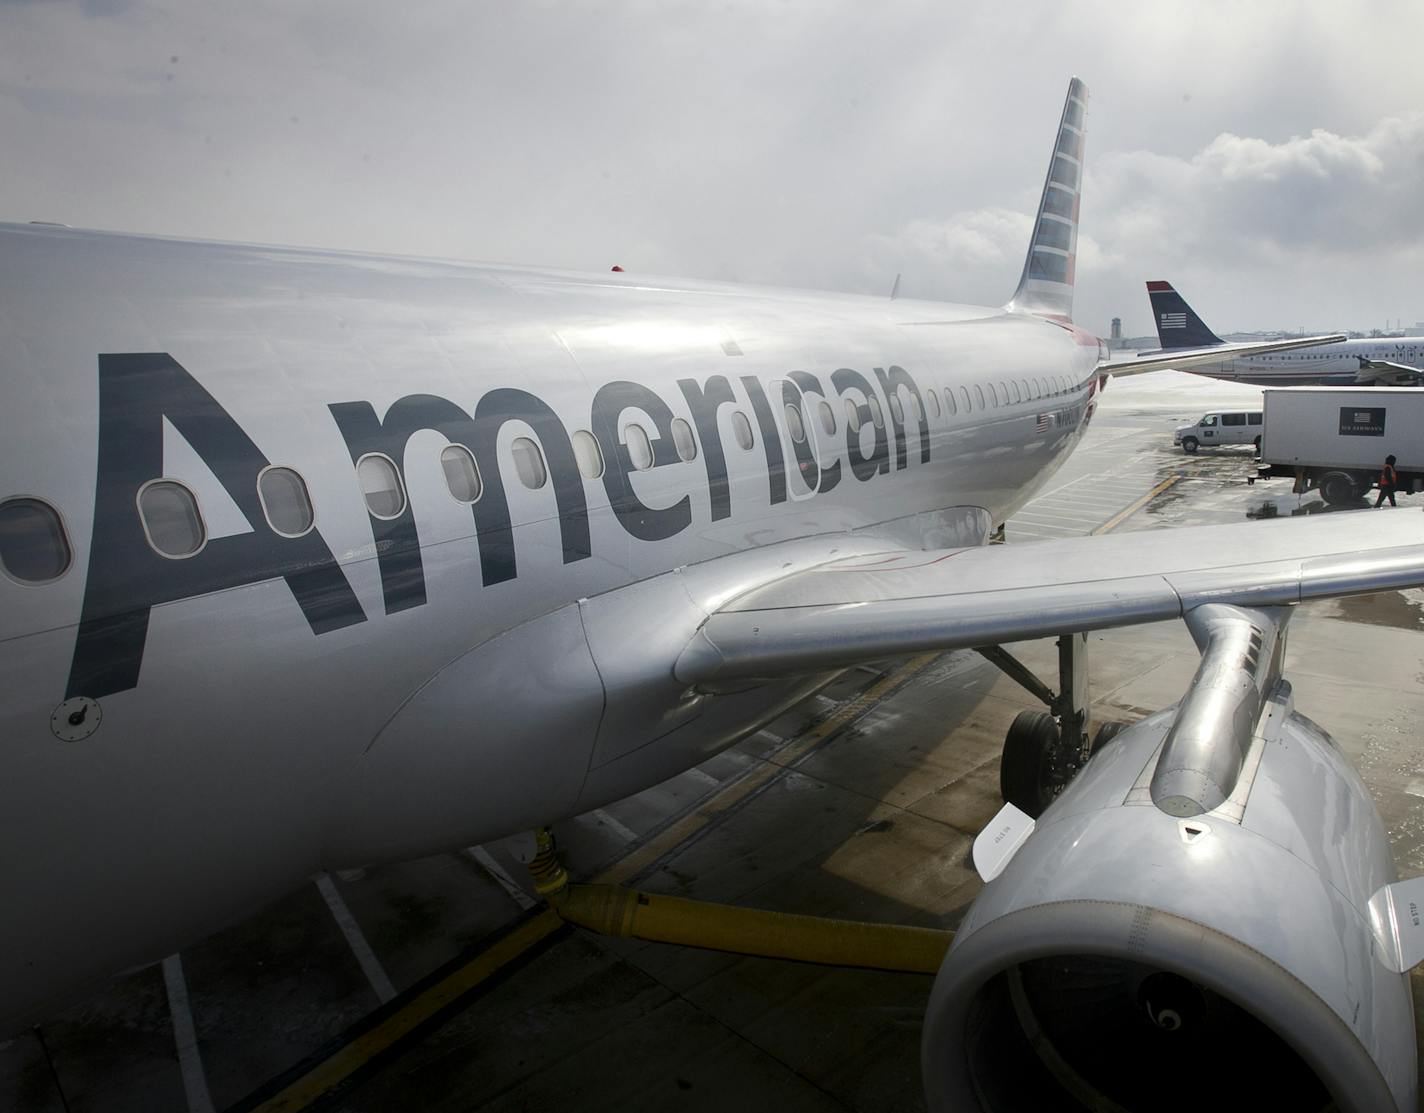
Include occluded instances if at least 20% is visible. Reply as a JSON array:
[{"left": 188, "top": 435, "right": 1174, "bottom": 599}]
[{"left": 1110, "top": 317, "right": 1122, "bottom": 348}]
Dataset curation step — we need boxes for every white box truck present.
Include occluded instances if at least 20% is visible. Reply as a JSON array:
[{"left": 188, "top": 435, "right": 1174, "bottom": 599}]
[{"left": 1255, "top": 386, "right": 1424, "bottom": 504}]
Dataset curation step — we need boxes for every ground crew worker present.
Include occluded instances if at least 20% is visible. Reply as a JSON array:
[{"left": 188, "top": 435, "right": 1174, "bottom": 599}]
[{"left": 1375, "top": 454, "right": 1399, "bottom": 508}]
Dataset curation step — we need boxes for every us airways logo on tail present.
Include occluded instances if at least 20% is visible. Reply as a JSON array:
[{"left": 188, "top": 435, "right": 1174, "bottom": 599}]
[{"left": 66, "top": 354, "right": 936, "bottom": 700}]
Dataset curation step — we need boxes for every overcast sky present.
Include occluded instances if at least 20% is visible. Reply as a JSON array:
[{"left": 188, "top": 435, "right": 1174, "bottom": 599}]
[{"left": 3, "top": 0, "right": 1422, "bottom": 337}]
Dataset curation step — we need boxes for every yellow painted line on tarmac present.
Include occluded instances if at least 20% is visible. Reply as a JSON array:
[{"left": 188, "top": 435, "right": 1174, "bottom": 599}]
[
  {"left": 1092, "top": 475, "right": 1179, "bottom": 535},
  {"left": 244, "top": 909, "right": 565, "bottom": 1113},
  {"left": 596, "top": 652, "right": 942, "bottom": 887}
]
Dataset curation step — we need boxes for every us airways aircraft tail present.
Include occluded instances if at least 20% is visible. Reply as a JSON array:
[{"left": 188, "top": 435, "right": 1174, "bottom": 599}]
[
  {"left": 3, "top": 79, "right": 1424, "bottom": 1111},
  {"left": 1146, "top": 279, "right": 1224, "bottom": 348},
  {"left": 1141, "top": 279, "right": 1420, "bottom": 386}
]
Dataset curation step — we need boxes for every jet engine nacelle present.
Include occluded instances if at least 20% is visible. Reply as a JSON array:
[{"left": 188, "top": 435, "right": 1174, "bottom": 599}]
[{"left": 922, "top": 695, "right": 1417, "bottom": 1113}]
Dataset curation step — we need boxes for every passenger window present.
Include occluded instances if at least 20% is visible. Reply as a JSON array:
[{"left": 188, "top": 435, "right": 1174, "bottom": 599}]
[
  {"left": 357, "top": 454, "right": 406, "bottom": 519},
  {"left": 844, "top": 398, "right": 863, "bottom": 432},
  {"left": 784, "top": 401, "right": 807, "bottom": 444},
  {"left": 731, "top": 411, "right": 755, "bottom": 450},
  {"left": 440, "top": 444, "right": 483, "bottom": 502},
  {"left": 1248, "top": 414, "right": 1262, "bottom": 426},
  {"left": 1222, "top": 414, "right": 1245, "bottom": 427},
  {"left": 0, "top": 497, "right": 71, "bottom": 583},
  {"left": 511, "top": 437, "right": 548, "bottom": 488},
  {"left": 1011, "top": 381, "right": 1022, "bottom": 404},
  {"left": 974, "top": 384, "right": 986, "bottom": 409},
  {"left": 944, "top": 388, "right": 957, "bottom": 416},
  {"left": 138, "top": 480, "right": 207, "bottom": 557},
  {"left": 572, "top": 430, "right": 604, "bottom": 479},
  {"left": 960, "top": 385, "right": 972, "bottom": 413},
  {"left": 671, "top": 417, "right": 698, "bottom": 461},
  {"left": 889, "top": 394, "right": 905, "bottom": 424},
  {"left": 624, "top": 423, "right": 655, "bottom": 470},
  {"left": 868, "top": 396, "right": 885, "bottom": 428},
  {"left": 818, "top": 399, "right": 837, "bottom": 435},
  {"left": 258, "top": 466, "right": 315, "bottom": 537},
  {"left": 925, "top": 390, "right": 941, "bottom": 419}
]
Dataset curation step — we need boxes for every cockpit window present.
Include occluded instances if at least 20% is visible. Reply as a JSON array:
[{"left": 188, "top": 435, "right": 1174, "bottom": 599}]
[{"left": 0, "top": 497, "right": 72, "bottom": 583}]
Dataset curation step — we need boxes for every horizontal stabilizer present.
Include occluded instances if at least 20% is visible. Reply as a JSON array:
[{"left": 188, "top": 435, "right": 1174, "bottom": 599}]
[
  {"left": 1368, "top": 876, "right": 1424, "bottom": 973},
  {"left": 676, "top": 513, "right": 1424, "bottom": 684},
  {"left": 1097, "top": 333, "right": 1346, "bottom": 378}
]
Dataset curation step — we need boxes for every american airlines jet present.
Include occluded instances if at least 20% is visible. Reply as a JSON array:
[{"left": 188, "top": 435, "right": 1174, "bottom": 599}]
[
  {"left": 5, "top": 80, "right": 1424, "bottom": 1110},
  {"left": 1144, "top": 280, "right": 1424, "bottom": 385}
]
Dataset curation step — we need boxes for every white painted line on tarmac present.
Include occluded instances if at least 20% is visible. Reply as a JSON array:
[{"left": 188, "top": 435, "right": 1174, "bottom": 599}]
[
  {"left": 161, "top": 954, "right": 216, "bottom": 1113},
  {"left": 315, "top": 874, "right": 398, "bottom": 1004},
  {"left": 1029, "top": 473, "right": 1092, "bottom": 501},
  {"left": 466, "top": 846, "right": 540, "bottom": 911},
  {"left": 588, "top": 808, "right": 640, "bottom": 843},
  {"left": 684, "top": 768, "right": 721, "bottom": 789},
  {"left": 1013, "top": 512, "right": 1093, "bottom": 528}
]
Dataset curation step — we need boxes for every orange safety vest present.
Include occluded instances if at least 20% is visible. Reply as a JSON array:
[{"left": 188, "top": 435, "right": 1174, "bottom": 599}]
[{"left": 1381, "top": 464, "right": 1398, "bottom": 488}]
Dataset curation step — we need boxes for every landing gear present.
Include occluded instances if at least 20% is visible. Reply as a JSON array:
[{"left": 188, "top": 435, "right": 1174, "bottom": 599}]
[
  {"left": 1091, "top": 720, "right": 1129, "bottom": 753},
  {"left": 1000, "top": 710, "right": 1061, "bottom": 818},
  {"left": 978, "top": 632, "right": 1096, "bottom": 819}
]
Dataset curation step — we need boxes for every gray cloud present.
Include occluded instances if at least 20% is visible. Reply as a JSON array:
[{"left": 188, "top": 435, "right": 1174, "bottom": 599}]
[{"left": 2, "top": 1, "right": 1423, "bottom": 336}]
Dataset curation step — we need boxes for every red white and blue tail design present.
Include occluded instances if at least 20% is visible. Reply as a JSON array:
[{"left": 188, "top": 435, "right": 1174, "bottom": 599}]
[{"left": 1006, "top": 77, "right": 1087, "bottom": 322}]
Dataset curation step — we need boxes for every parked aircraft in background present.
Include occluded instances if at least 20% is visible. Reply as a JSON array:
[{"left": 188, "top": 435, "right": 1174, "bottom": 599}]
[
  {"left": 4, "top": 79, "right": 1422, "bottom": 1111},
  {"left": 1144, "top": 280, "right": 1423, "bottom": 385}
]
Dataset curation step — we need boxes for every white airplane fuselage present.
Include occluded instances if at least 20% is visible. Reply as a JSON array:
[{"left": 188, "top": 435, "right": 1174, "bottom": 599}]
[
  {"left": 1188, "top": 338, "right": 1424, "bottom": 386},
  {"left": 0, "top": 223, "right": 1103, "bottom": 1026}
]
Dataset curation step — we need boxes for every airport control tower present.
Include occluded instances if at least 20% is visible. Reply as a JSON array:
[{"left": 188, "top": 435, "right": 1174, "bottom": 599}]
[{"left": 1110, "top": 317, "right": 1122, "bottom": 348}]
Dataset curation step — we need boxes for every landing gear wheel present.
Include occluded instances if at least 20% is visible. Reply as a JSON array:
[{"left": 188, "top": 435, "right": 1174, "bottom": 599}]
[
  {"left": 1181, "top": 437, "right": 1198, "bottom": 455},
  {"left": 1090, "top": 720, "right": 1129, "bottom": 755},
  {"left": 1000, "top": 710, "right": 1062, "bottom": 819}
]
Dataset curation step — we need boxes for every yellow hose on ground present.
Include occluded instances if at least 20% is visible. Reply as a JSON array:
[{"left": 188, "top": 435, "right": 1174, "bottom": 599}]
[{"left": 546, "top": 882, "right": 952, "bottom": 974}]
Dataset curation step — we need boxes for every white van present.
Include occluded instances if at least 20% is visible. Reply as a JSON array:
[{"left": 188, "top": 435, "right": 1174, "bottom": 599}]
[{"left": 1173, "top": 410, "right": 1263, "bottom": 454}]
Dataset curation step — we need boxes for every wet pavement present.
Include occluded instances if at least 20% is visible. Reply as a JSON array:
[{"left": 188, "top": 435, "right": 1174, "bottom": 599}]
[{"left": 5, "top": 371, "right": 1424, "bottom": 1113}]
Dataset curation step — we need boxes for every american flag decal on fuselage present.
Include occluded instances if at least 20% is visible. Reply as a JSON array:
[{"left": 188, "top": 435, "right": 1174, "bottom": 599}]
[{"left": 1160, "top": 312, "right": 1186, "bottom": 329}]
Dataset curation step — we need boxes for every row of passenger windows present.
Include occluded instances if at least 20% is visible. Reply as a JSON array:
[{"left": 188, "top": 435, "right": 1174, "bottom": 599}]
[{"left": 1, "top": 375, "right": 1085, "bottom": 583}]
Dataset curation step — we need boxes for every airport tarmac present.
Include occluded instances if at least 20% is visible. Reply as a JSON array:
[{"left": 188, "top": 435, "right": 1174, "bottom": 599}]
[{"left": 6, "top": 372, "right": 1424, "bottom": 1113}]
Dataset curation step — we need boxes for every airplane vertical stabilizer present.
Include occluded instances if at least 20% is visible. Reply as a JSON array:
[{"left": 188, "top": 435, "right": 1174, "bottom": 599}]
[
  {"left": 1147, "top": 280, "right": 1224, "bottom": 349},
  {"left": 1005, "top": 77, "right": 1087, "bottom": 322}
]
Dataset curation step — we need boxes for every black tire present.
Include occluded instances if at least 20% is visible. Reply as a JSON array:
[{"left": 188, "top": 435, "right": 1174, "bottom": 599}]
[
  {"left": 1319, "top": 471, "right": 1358, "bottom": 506},
  {"left": 1091, "top": 720, "right": 1130, "bottom": 755},
  {"left": 1181, "top": 437, "right": 1198, "bottom": 454},
  {"left": 1253, "top": 436, "right": 1262, "bottom": 455},
  {"left": 1000, "top": 710, "right": 1061, "bottom": 819}
]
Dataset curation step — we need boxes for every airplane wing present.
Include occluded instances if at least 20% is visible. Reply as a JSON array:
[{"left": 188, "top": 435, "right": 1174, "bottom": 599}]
[
  {"left": 1356, "top": 358, "right": 1422, "bottom": 384},
  {"left": 1096, "top": 333, "right": 1345, "bottom": 378},
  {"left": 675, "top": 513, "right": 1424, "bottom": 684}
]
